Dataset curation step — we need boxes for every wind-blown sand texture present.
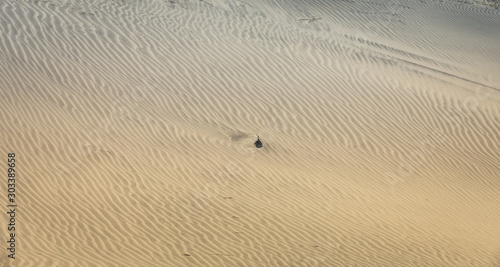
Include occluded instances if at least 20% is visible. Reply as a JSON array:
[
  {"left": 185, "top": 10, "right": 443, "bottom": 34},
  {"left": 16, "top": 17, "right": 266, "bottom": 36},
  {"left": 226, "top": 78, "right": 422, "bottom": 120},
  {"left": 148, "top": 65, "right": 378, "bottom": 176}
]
[{"left": 1, "top": 0, "right": 500, "bottom": 266}]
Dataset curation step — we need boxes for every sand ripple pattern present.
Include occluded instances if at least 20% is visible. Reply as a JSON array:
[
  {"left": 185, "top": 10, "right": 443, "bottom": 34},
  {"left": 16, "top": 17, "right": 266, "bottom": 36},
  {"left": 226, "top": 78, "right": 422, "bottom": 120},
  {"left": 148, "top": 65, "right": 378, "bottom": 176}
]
[{"left": 0, "top": 0, "right": 499, "bottom": 266}]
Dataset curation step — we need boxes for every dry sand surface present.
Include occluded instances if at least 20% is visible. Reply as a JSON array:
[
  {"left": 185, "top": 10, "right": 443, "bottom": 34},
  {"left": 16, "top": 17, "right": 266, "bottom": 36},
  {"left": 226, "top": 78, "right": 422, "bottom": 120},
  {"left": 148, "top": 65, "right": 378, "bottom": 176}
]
[{"left": 1, "top": 0, "right": 500, "bottom": 266}]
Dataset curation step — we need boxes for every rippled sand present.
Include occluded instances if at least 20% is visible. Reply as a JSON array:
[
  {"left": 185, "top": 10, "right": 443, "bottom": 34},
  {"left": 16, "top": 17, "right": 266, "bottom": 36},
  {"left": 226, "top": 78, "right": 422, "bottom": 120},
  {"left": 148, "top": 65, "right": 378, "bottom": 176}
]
[{"left": 1, "top": 0, "right": 499, "bottom": 266}]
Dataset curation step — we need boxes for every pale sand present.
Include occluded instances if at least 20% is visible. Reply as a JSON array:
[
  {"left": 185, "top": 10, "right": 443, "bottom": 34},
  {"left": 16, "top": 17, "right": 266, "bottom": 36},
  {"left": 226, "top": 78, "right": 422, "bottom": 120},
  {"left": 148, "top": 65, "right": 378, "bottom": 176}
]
[{"left": 1, "top": 0, "right": 499, "bottom": 266}]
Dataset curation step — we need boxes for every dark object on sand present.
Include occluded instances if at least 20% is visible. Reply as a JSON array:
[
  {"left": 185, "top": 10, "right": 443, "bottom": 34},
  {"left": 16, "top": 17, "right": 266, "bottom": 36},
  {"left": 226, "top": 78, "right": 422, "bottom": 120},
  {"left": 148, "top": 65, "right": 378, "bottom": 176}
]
[{"left": 254, "top": 135, "right": 262, "bottom": 148}]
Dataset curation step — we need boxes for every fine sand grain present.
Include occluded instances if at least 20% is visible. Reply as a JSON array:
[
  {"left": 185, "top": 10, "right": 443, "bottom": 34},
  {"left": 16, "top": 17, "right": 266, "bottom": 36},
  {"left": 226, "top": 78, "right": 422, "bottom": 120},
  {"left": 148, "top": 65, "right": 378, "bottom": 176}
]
[{"left": 0, "top": 0, "right": 499, "bottom": 266}]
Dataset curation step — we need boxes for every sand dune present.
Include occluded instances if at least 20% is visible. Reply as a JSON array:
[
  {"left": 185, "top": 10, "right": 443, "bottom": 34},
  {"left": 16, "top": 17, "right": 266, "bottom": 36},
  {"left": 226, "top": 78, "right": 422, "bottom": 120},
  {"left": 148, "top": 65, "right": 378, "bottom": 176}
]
[{"left": 1, "top": 0, "right": 499, "bottom": 266}]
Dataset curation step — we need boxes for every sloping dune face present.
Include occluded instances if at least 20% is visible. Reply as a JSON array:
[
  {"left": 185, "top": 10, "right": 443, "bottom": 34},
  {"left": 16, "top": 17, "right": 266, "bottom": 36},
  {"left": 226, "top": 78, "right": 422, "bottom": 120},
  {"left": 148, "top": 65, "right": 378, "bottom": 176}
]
[{"left": 1, "top": 0, "right": 499, "bottom": 266}]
